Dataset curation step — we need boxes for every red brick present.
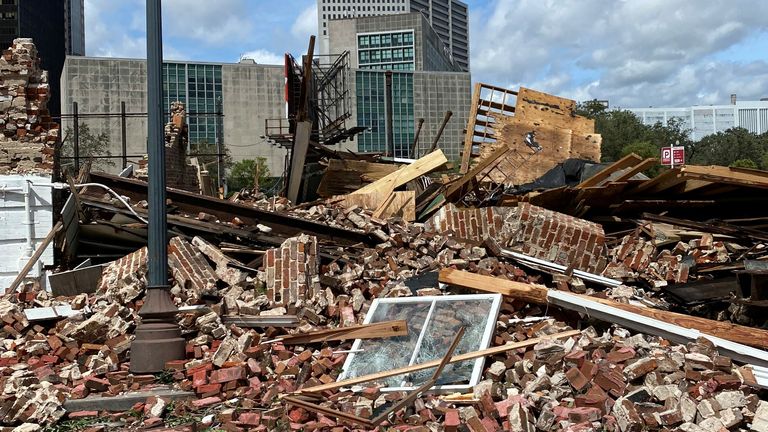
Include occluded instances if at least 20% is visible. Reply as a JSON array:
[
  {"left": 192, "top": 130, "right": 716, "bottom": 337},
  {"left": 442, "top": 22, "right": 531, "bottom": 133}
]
[
  {"left": 192, "top": 396, "right": 221, "bottom": 408},
  {"left": 444, "top": 409, "right": 460, "bottom": 432},
  {"left": 209, "top": 366, "right": 245, "bottom": 384},
  {"left": 566, "top": 367, "right": 589, "bottom": 391}
]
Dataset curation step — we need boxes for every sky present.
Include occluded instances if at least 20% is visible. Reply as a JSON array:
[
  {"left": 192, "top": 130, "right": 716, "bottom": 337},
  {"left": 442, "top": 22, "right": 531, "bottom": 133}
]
[{"left": 84, "top": 0, "right": 768, "bottom": 108}]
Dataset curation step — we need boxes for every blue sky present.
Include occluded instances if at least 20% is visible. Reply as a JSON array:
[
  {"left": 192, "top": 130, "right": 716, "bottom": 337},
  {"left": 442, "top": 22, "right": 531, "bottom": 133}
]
[{"left": 85, "top": 0, "right": 768, "bottom": 108}]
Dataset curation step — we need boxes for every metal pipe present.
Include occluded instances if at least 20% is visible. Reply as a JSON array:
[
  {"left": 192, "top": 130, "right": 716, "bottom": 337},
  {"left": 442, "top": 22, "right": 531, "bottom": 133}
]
[
  {"left": 384, "top": 71, "right": 394, "bottom": 157},
  {"left": 130, "top": 0, "right": 185, "bottom": 374},
  {"left": 499, "top": 246, "right": 621, "bottom": 287},
  {"left": 72, "top": 102, "right": 79, "bottom": 172},
  {"left": 22, "top": 181, "right": 35, "bottom": 262},
  {"left": 428, "top": 111, "right": 453, "bottom": 153},
  {"left": 121, "top": 101, "right": 128, "bottom": 169},
  {"left": 410, "top": 118, "right": 424, "bottom": 158},
  {"left": 146, "top": 0, "right": 166, "bottom": 289}
]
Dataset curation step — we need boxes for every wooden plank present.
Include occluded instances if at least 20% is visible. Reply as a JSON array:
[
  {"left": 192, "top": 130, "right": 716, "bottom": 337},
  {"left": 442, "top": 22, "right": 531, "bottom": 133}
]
[
  {"left": 297, "top": 329, "right": 581, "bottom": 394},
  {"left": 444, "top": 143, "right": 511, "bottom": 200},
  {"left": 460, "top": 82, "right": 484, "bottom": 173},
  {"left": 611, "top": 158, "right": 658, "bottom": 182},
  {"left": 373, "top": 190, "right": 416, "bottom": 221},
  {"left": 514, "top": 87, "right": 593, "bottom": 135},
  {"left": 352, "top": 149, "right": 447, "bottom": 196},
  {"left": 286, "top": 120, "right": 311, "bottom": 204},
  {"left": 6, "top": 221, "right": 63, "bottom": 294},
  {"left": 679, "top": 165, "right": 768, "bottom": 189},
  {"left": 576, "top": 153, "right": 643, "bottom": 188},
  {"left": 317, "top": 159, "right": 400, "bottom": 197},
  {"left": 439, "top": 269, "right": 768, "bottom": 351},
  {"left": 276, "top": 320, "right": 408, "bottom": 345}
]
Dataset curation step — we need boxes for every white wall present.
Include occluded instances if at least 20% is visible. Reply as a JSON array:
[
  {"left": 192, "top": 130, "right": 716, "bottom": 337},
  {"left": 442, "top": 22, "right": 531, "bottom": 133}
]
[{"left": 0, "top": 175, "right": 54, "bottom": 288}]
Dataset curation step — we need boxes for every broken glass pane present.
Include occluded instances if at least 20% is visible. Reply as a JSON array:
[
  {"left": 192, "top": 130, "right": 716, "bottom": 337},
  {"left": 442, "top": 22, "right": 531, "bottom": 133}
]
[{"left": 338, "top": 294, "right": 502, "bottom": 392}]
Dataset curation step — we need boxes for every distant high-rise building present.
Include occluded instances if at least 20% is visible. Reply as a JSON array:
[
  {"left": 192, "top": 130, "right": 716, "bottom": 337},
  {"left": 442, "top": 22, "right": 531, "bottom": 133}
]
[
  {"left": 326, "top": 12, "right": 470, "bottom": 159},
  {"left": 317, "top": 0, "right": 469, "bottom": 71},
  {"left": 0, "top": 0, "right": 86, "bottom": 117}
]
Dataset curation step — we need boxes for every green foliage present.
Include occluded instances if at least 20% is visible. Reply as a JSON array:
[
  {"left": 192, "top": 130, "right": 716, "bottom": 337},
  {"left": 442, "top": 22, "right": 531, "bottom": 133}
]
[
  {"left": 42, "top": 417, "right": 107, "bottom": 432},
  {"left": 154, "top": 368, "right": 176, "bottom": 384},
  {"left": 620, "top": 141, "right": 663, "bottom": 177},
  {"left": 690, "top": 127, "right": 768, "bottom": 168},
  {"left": 730, "top": 158, "right": 758, "bottom": 169},
  {"left": 227, "top": 157, "right": 272, "bottom": 192},
  {"left": 60, "top": 123, "right": 115, "bottom": 173}
]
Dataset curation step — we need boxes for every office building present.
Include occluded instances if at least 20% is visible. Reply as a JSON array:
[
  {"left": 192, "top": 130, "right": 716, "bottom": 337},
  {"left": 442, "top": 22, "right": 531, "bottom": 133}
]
[
  {"left": 328, "top": 12, "right": 471, "bottom": 159},
  {"left": 626, "top": 97, "right": 768, "bottom": 141},
  {"left": 318, "top": 0, "right": 470, "bottom": 71},
  {"left": 0, "top": 0, "right": 85, "bottom": 117},
  {"left": 61, "top": 57, "right": 289, "bottom": 176}
]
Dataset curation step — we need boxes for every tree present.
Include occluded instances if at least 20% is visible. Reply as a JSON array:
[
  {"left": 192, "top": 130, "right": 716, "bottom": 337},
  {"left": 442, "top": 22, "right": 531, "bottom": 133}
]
[
  {"left": 60, "top": 123, "right": 114, "bottom": 173},
  {"left": 730, "top": 159, "right": 758, "bottom": 169},
  {"left": 620, "top": 141, "right": 664, "bottom": 177},
  {"left": 227, "top": 158, "right": 275, "bottom": 193},
  {"left": 690, "top": 127, "right": 768, "bottom": 168}
]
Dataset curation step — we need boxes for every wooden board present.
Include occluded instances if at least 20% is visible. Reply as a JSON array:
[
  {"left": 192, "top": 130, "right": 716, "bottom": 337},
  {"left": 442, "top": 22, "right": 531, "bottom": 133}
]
[
  {"left": 317, "top": 159, "right": 400, "bottom": 197},
  {"left": 352, "top": 149, "right": 447, "bottom": 196},
  {"left": 679, "top": 165, "right": 768, "bottom": 189},
  {"left": 576, "top": 153, "right": 643, "bottom": 188},
  {"left": 439, "top": 269, "right": 768, "bottom": 350},
  {"left": 460, "top": 82, "right": 484, "bottom": 173},
  {"left": 373, "top": 190, "right": 416, "bottom": 221},
  {"left": 611, "top": 158, "right": 658, "bottom": 182},
  {"left": 514, "top": 87, "right": 594, "bottom": 135},
  {"left": 278, "top": 320, "right": 408, "bottom": 345}
]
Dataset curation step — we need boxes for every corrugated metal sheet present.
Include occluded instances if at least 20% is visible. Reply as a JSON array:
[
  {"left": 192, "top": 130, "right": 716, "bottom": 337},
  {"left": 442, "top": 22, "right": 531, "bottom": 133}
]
[{"left": 0, "top": 175, "right": 54, "bottom": 288}]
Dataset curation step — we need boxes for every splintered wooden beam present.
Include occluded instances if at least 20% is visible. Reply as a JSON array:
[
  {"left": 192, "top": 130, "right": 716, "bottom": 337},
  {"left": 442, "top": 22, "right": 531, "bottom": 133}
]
[
  {"left": 352, "top": 149, "right": 447, "bottom": 196},
  {"left": 611, "top": 158, "right": 658, "bottom": 182},
  {"left": 576, "top": 153, "right": 643, "bottom": 188},
  {"left": 297, "top": 329, "right": 581, "bottom": 394},
  {"left": 276, "top": 320, "right": 408, "bottom": 345},
  {"left": 438, "top": 269, "right": 768, "bottom": 356},
  {"left": 460, "top": 82, "right": 484, "bottom": 173},
  {"left": 679, "top": 165, "right": 768, "bottom": 189}
]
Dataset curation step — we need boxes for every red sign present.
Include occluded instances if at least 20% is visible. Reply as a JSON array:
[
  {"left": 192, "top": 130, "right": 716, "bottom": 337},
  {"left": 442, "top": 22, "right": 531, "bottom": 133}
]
[{"left": 661, "top": 146, "right": 685, "bottom": 166}]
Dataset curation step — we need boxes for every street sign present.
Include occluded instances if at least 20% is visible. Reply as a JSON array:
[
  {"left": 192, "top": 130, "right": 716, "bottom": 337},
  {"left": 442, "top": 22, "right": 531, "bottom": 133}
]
[{"left": 661, "top": 146, "right": 685, "bottom": 167}]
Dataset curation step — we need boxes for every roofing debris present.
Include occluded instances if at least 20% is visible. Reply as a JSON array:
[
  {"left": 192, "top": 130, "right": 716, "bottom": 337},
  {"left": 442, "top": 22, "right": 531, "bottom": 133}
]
[{"left": 3, "top": 57, "right": 768, "bottom": 431}]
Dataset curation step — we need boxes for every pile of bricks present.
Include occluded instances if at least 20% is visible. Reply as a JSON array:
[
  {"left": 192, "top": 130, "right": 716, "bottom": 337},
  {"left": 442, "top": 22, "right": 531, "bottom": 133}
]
[
  {"left": 0, "top": 38, "right": 58, "bottom": 174},
  {"left": 603, "top": 230, "right": 731, "bottom": 287}
]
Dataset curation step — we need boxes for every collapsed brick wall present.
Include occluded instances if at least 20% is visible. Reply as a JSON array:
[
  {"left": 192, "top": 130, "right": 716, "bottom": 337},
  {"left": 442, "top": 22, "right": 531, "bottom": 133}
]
[
  {"left": 428, "top": 203, "right": 607, "bottom": 273},
  {"left": 0, "top": 38, "right": 58, "bottom": 174},
  {"left": 137, "top": 101, "right": 200, "bottom": 192},
  {"left": 264, "top": 234, "right": 320, "bottom": 306}
]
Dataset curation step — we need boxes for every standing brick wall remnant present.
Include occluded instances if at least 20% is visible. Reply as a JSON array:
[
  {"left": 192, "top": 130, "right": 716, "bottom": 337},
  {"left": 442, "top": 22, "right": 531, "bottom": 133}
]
[
  {"left": 137, "top": 101, "right": 200, "bottom": 192},
  {"left": 428, "top": 202, "right": 607, "bottom": 273},
  {"left": 264, "top": 234, "right": 320, "bottom": 306},
  {"left": 167, "top": 236, "right": 218, "bottom": 300},
  {"left": 512, "top": 203, "right": 606, "bottom": 273},
  {"left": 0, "top": 38, "right": 58, "bottom": 174}
]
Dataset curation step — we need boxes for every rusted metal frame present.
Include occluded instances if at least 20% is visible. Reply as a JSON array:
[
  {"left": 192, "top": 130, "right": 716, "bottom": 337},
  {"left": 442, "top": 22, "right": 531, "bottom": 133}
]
[{"left": 427, "top": 111, "right": 453, "bottom": 153}]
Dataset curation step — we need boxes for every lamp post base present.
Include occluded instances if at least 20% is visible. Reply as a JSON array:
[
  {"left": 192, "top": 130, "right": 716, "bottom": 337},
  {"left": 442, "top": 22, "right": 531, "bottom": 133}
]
[
  {"left": 130, "top": 285, "right": 185, "bottom": 373},
  {"left": 130, "top": 320, "right": 185, "bottom": 373}
]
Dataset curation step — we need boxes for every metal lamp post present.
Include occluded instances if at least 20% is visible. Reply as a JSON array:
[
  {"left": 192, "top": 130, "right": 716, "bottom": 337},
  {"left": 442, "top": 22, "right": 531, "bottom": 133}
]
[{"left": 130, "top": 0, "right": 185, "bottom": 373}]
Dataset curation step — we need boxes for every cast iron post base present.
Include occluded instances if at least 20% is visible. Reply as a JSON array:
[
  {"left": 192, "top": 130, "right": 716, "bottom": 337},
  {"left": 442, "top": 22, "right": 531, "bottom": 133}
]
[{"left": 130, "top": 286, "right": 185, "bottom": 373}]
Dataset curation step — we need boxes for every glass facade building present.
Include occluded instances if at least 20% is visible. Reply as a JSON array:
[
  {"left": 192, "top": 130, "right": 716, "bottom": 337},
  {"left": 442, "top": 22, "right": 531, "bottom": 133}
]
[
  {"left": 356, "top": 71, "right": 414, "bottom": 157},
  {"left": 358, "top": 30, "right": 415, "bottom": 71},
  {"left": 162, "top": 63, "right": 223, "bottom": 147}
]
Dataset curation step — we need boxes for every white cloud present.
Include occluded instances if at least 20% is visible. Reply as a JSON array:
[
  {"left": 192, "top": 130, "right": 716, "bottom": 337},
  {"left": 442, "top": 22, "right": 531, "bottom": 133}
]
[
  {"left": 162, "top": 0, "right": 253, "bottom": 46},
  {"left": 470, "top": 0, "right": 768, "bottom": 106},
  {"left": 239, "top": 49, "right": 284, "bottom": 65},
  {"left": 291, "top": 4, "right": 318, "bottom": 40}
]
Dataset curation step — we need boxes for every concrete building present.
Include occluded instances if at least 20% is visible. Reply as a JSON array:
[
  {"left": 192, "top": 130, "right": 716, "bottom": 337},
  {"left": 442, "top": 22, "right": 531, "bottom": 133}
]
[
  {"left": 318, "top": 0, "right": 469, "bottom": 71},
  {"left": 0, "top": 0, "right": 86, "bottom": 117},
  {"left": 627, "top": 98, "right": 768, "bottom": 141},
  {"left": 328, "top": 12, "right": 471, "bottom": 159},
  {"left": 61, "top": 56, "right": 288, "bottom": 176}
]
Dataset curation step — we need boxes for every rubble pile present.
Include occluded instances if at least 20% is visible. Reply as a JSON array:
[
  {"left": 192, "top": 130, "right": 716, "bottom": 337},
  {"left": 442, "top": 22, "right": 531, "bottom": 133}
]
[
  {"left": 0, "top": 38, "right": 57, "bottom": 174},
  {"left": 2, "top": 62, "right": 768, "bottom": 431}
]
